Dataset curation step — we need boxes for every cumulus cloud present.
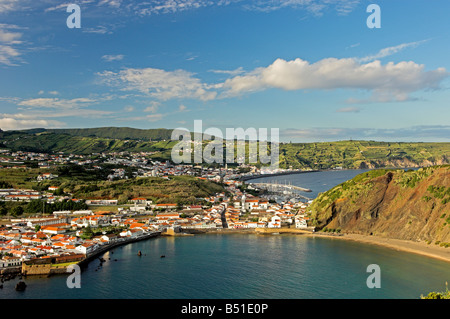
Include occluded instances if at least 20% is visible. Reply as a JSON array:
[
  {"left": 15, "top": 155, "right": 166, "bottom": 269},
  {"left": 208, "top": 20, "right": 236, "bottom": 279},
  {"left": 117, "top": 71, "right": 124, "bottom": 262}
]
[
  {"left": 222, "top": 57, "right": 449, "bottom": 102},
  {"left": 0, "top": 115, "right": 64, "bottom": 130},
  {"left": 98, "top": 67, "right": 218, "bottom": 101}
]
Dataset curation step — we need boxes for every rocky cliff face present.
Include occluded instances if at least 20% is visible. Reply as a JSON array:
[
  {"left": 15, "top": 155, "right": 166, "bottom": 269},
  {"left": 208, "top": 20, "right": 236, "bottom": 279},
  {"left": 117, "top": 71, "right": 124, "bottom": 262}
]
[
  {"left": 357, "top": 157, "right": 449, "bottom": 169},
  {"left": 308, "top": 166, "right": 450, "bottom": 242}
]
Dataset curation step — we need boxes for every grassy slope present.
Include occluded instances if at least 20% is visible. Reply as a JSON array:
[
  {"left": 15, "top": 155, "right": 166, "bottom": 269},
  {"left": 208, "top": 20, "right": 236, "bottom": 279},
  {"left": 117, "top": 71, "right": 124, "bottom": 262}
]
[
  {"left": 1, "top": 129, "right": 449, "bottom": 169},
  {"left": 308, "top": 165, "right": 450, "bottom": 242},
  {"left": 0, "top": 167, "right": 224, "bottom": 206}
]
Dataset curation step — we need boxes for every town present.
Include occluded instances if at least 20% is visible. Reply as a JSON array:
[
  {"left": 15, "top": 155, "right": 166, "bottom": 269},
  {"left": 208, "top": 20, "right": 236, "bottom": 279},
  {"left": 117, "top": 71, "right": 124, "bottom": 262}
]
[{"left": 0, "top": 149, "right": 314, "bottom": 278}]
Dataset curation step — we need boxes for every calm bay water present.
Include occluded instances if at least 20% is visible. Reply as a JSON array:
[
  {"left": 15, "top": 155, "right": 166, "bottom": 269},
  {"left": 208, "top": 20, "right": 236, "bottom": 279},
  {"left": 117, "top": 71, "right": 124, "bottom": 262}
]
[
  {"left": 1, "top": 169, "right": 448, "bottom": 299},
  {"left": 247, "top": 169, "right": 371, "bottom": 199},
  {"left": 1, "top": 233, "right": 449, "bottom": 299}
]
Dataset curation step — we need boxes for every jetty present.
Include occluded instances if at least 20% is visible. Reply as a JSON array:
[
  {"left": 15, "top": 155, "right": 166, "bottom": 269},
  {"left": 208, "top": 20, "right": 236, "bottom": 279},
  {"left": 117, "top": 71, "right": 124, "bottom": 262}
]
[
  {"left": 249, "top": 181, "right": 312, "bottom": 200},
  {"left": 239, "top": 170, "right": 319, "bottom": 182}
]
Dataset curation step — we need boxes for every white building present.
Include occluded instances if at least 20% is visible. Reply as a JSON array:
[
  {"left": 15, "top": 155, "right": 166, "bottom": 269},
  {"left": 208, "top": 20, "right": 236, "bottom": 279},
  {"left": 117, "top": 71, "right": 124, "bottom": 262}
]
[{"left": 267, "top": 216, "right": 281, "bottom": 228}]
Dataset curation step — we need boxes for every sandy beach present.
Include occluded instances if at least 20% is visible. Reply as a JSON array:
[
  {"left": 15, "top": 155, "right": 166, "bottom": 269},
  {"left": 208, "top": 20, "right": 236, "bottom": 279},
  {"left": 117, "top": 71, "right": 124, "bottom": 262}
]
[
  {"left": 200, "top": 228, "right": 450, "bottom": 263},
  {"left": 314, "top": 233, "right": 450, "bottom": 263}
]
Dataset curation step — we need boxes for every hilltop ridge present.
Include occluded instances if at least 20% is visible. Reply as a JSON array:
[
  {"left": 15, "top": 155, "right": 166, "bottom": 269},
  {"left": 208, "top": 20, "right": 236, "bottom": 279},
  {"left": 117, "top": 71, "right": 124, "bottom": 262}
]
[{"left": 0, "top": 127, "right": 449, "bottom": 169}]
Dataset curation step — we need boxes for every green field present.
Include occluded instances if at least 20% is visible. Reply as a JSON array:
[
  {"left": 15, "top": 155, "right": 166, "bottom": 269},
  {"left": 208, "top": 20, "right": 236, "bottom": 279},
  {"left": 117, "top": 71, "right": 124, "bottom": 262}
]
[{"left": 1, "top": 128, "right": 449, "bottom": 169}]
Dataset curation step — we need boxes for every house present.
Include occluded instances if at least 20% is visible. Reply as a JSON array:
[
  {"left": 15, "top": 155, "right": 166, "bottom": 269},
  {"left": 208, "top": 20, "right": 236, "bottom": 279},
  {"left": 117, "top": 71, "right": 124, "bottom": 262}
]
[
  {"left": 75, "top": 242, "right": 98, "bottom": 255},
  {"left": 37, "top": 173, "right": 58, "bottom": 181},
  {"left": 155, "top": 213, "right": 180, "bottom": 223},
  {"left": 120, "top": 230, "right": 132, "bottom": 237},
  {"left": 295, "top": 217, "right": 308, "bottom": 229},
  {"left": 130, "top": 198, "right": 149, "bottom": 205},
  {"left": 154, "top": 203, "right": 178, "bottom": 210},
  {"left": 268, "top": 216, "right": 281, "bottom": 228},
  {"left": 0, "top": 256, "right": 22, "bottom": 268},
  {"left": 100, "top": 234, "right": 119, "bottom": 243},
  {"left": 53, "top": 211, "right": 72, "bottom": 216},
  {"left": 42, "top": 226, "right": 68, "bottom": 235},
  {"left": 85, "top": 199, "right": 118, "bottom": 206}
]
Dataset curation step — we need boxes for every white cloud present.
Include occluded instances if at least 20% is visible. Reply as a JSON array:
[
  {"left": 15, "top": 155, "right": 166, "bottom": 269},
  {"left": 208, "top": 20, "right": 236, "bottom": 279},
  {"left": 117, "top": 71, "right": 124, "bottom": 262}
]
[
  {"left": 98, "top": 0, "right": 121, "bottom": 8},
  {"left": 336, "top": 107, "right": 361, "bottom": 113},
  {"left": 83, "top": 26, "right": 113, "bottom": 34},
  {"left": 245, "top": 0, "right": 360, "bottom": 16},
  {"left": 0, "top": 117, "right": 64, "bottom": 130},
  {"left": 209, "top": 67, "right": 244, "bottom": 76},
  {"left": 0, "top": 23, "right": 23, "bottom": 66},
  {"left": 44, "top": 3, "right": 71, "bottom": 12},
  {"left": 0, "top": 0, "right": 20, "bottom": 14},
  {"left": 45, "top": 0, "right": 96, "bottom": 12},
  {"left": 358, "top": 40, "right": 428, "bottom": 63},
  {"left": 0, "top": 44, "right": 20, "bottom": 65},
  {"left": 134, "top": 0, "right": 214, "bottom": 16},
  {"left": 98, "top": 67, "right": 218, "bottom": 101},
  {"left": 124, "top": 105, "right": 134, "bottom": 112},
  {"left": 146, "top": 113, "right": 165, "bottom": 122},
  {"left": 0, "top": 28, "right": 22, "bottom": 43},
  {"left": 101, "top": 54, "right": 124, "bottom": 62},
  {"left": 178, "top": 104, "right": 187, "bottom": 112},
  {"left": 222, "top": 57, "right": 449, "bottom": 102},
  {"left": 18, "top": 97, "right": 95, "bottom": 109},
  {"left": 144, "top": 101, "right": 160, "bottom": 113}
]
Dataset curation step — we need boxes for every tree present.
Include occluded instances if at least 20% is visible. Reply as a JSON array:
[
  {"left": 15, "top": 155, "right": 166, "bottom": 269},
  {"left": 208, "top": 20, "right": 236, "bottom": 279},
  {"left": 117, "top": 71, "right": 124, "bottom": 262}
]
[
  {"left": 0, "top": 206, "right": 7, "bottom": 216},
  {"left": 35, "top": 225, "right": 41, "bottom": 232},
  {"left": 11, "top": 206, "right": 24, "bottom": 217},
  {"left": 80, "top": 226, "right": 93, "bottom": 240}
]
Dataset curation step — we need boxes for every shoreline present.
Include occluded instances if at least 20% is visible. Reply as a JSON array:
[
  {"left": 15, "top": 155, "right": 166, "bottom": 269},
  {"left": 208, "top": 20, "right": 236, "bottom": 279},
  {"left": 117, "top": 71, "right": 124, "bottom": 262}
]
[
  {"left": 317, "top": 233, "right": 450, "bottom": 264},
  {"left": 192, "top": 228, "right": 450, "bottom": 263}
]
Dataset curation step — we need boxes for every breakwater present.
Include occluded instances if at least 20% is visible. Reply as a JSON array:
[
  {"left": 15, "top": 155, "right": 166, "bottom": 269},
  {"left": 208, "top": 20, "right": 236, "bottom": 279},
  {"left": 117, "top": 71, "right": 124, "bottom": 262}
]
[
  {"left": 239, "top": 170, "right": 319, "bottom": 181},
  {"left": 79, "top": 231, "right": 161, "bottom": 267}
]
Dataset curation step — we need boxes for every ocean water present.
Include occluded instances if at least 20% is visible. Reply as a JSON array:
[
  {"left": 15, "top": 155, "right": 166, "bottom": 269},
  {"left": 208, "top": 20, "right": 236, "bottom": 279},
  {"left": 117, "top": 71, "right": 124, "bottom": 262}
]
[
  {"left": 246, "top": 169, "right": 371, "bottom": 199},
  {"left": 1, "top": 169, "right": 448, "bottom": 300},
  {"left": 1, "top": 233, "right": 449, "bottom": 299}
]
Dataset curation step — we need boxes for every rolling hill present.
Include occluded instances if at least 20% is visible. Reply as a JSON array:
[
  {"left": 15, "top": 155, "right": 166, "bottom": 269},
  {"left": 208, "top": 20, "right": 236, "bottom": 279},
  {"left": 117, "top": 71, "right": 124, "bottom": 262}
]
[{"left": 1, "top": 127, "right": 449, "bottom": 169}]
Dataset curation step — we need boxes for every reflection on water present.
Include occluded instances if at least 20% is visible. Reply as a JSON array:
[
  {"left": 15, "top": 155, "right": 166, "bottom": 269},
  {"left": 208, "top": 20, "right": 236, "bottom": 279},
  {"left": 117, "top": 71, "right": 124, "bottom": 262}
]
[{"left": 1, "top": 234, "right": 449, "bottom": 299}]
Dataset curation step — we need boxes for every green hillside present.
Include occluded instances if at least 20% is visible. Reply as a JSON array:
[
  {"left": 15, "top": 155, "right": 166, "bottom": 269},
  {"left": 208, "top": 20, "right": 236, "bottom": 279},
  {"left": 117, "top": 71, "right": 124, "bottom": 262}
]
[
  {"left": 308, "top": 165, "right": 450, "bottom": 242},
  {"left": 1, "top": 128, "right": 449, "bottom": 169}
]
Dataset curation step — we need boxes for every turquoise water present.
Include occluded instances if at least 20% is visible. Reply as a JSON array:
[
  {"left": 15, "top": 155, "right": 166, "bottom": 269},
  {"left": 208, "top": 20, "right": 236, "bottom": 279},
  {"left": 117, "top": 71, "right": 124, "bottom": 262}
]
[
  {"left": 1, "top": 169, "right": 447, "bottom": 299},
  {"left": 1, "top": 234, "right": 449, "bottom": 299}
]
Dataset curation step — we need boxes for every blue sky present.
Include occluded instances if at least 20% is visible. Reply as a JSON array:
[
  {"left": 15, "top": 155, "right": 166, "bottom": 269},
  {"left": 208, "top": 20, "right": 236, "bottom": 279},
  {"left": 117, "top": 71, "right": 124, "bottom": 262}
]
[{"left": 0, "top": 0, "right": 449, "bottom": 142}]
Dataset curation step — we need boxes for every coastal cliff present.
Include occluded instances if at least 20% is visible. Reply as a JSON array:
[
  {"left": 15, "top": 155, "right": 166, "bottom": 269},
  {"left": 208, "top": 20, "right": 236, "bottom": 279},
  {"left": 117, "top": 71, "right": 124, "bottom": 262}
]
[{"left": 308, "top": 166, "right": 450, "bottom": 243}]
